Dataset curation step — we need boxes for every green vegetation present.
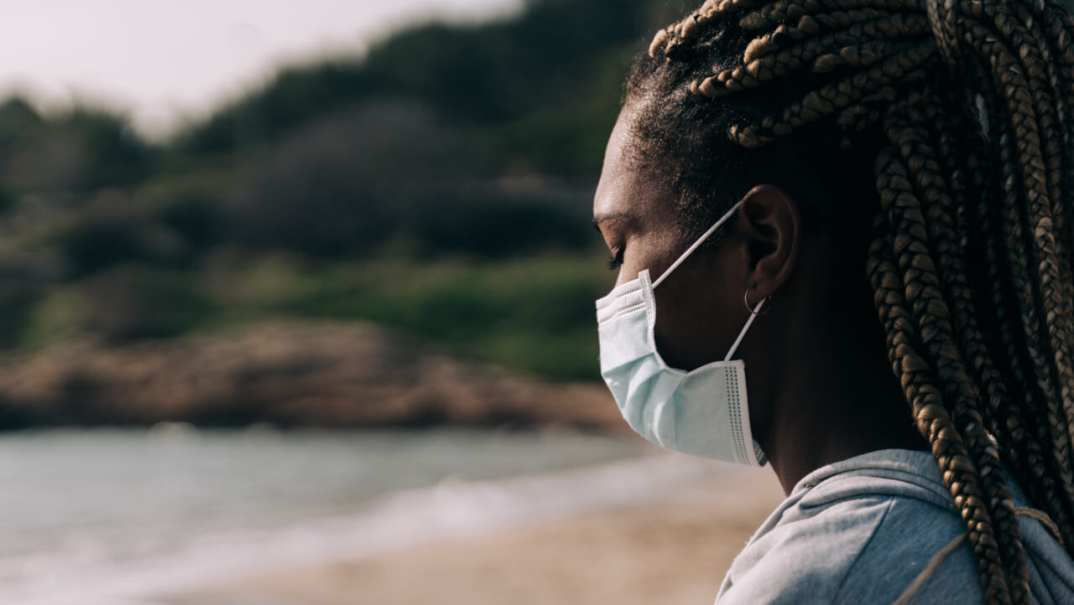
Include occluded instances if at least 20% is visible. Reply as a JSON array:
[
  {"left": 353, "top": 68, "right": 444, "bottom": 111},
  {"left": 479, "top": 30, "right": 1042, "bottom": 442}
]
[
  {"left": 0, "top": 0, "right": 671, "bottom": 380},
  {"left": 20, "top": 254, "right": 614, "bottom": 380},
  {"left": 273, "top": 255, "right": 613, "bottom": 380}
]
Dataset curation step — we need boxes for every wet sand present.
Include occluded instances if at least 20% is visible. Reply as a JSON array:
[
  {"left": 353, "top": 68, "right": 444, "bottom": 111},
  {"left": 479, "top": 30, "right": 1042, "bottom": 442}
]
[{"left": 167, "top": 468, "right": 783, "bottom": 605}]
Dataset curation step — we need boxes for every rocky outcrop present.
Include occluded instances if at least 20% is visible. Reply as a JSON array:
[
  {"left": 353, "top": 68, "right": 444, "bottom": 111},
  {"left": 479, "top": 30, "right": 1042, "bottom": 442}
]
[{"left": 0, "top": 321, "right": 625, "bottom": 432}]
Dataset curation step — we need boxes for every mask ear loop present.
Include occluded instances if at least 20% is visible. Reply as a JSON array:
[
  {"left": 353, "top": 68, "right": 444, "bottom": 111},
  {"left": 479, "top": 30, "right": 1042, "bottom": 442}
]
[
  {"left": 653, "top": 199, "right": 745, "bottom": 289},
  {"left": 725, "top": 290, "right": 768, "bottom": 362}
]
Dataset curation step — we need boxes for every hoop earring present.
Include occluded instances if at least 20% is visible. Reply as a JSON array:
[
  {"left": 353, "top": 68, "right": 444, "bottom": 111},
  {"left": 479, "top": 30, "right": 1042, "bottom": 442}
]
[{"left": 744, "top": 288, "right": 772, "bottom": 316}]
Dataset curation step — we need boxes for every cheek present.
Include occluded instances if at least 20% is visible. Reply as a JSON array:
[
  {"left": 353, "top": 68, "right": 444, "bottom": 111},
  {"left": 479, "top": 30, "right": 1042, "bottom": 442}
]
[
  {"left": 615, "top": 231, "right": 684, "bottom": 287},
  {"left": 651, "top": 258, "right": 745, "bottom": 371}
]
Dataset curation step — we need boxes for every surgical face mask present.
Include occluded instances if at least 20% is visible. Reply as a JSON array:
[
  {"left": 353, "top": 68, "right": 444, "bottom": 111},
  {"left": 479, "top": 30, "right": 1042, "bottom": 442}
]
[{"left": 595, "top": 200, "right": 767, "bottom": 465}]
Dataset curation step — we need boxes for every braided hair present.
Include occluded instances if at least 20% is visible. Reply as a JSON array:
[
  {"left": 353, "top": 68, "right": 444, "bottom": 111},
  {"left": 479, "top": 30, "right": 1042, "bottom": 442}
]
[{"left": 625, "top": 0, "right": 1074, "bottom": 601}]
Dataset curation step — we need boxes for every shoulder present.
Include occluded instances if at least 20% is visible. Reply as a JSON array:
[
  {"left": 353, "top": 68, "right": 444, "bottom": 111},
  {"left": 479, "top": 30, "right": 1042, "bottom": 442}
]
[
  {"left": 831, "top": 493, "right": 981, "bottom": 602},
  {"left": 718, "top": 477, "right": 979, "bottom": 604}
]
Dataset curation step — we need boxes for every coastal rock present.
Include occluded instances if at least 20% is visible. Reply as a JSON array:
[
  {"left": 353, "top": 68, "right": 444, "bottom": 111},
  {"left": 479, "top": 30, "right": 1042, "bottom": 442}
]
[{"left": 0, "top": 321, "right": 626, "bottom": 432}]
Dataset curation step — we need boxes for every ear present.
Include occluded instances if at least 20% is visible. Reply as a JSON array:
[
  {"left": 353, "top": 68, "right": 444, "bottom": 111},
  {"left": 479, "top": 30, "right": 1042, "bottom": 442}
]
[{"left": 735, "top": 185, "right": 801, "bottom": 304}]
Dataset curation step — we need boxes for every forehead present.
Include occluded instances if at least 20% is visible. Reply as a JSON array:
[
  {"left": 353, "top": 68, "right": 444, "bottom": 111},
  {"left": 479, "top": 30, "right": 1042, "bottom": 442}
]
[{"left": 593, "top": 106, "right": 671, "bottom": 225}]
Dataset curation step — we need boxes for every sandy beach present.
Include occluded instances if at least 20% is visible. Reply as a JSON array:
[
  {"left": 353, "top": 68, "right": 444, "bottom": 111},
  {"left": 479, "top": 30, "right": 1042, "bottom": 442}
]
[{"left": 166, "top": 465, "right": 784, "bottom": 605}]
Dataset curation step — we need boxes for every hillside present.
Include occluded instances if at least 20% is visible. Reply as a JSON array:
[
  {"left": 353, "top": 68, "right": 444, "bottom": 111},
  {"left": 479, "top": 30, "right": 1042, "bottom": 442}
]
[{"left": 0, "top": 0, "right": 676, "bottom": 398}]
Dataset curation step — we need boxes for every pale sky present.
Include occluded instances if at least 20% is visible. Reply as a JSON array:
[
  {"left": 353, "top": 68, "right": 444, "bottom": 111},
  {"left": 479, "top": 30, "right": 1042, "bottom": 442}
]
[{"left": 0, "top": 0, "right": 520, "bottom": 138}]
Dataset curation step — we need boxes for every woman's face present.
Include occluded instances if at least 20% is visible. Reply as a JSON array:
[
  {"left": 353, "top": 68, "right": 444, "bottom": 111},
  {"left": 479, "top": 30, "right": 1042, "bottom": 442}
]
[{"left": 592, "top": 106, "right": 758, "bottom": 373}]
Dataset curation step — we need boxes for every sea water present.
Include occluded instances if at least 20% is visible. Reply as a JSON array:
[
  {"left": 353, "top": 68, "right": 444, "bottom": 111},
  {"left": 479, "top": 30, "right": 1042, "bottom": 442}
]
[{"left": 1, "top": 428, "right": 673, "bottom": 604}]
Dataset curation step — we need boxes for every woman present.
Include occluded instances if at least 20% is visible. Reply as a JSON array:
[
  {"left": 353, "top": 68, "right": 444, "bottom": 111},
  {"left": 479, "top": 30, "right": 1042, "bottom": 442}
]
[{"left": 593, "top": 0, "right": 1074, "bottom": 602}]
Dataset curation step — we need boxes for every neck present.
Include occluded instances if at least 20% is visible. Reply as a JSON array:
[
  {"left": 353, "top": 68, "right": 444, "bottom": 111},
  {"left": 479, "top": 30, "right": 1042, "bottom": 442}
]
[{"left": 757, "top": 303, "right": 928, "bottom": 495}]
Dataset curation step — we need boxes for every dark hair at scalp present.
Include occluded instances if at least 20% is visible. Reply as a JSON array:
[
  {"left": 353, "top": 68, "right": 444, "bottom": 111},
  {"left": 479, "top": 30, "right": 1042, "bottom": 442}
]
[
  {"left": 626, "top": 0, "right": 1074, "bottom": 602},
  {"left": 624, "top": 20, "right": 882, "bottom": 237}
]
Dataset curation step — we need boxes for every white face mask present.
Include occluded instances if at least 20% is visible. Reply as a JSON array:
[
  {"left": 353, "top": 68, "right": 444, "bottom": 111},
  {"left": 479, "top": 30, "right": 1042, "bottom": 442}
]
[{"left": 595, "top": 200, "right": 767, "bottom": 466}]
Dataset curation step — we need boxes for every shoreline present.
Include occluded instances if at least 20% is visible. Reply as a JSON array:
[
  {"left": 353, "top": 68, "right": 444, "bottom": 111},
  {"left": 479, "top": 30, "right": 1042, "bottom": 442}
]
[
  {"left": 163, "top": 457, "right": 782, "bottom": 605},
  {"left": 12, "top": 449, "right": 782, "bottom": 605}
]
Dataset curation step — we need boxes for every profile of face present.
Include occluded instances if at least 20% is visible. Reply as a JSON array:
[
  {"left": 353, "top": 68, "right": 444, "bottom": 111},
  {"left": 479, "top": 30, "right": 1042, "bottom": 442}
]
[
  {"left": 592, "top": 104, "right": 802, "bottom": 446},
  {"left": 592, "top": 100, "right": 927, "bottom": 478}
]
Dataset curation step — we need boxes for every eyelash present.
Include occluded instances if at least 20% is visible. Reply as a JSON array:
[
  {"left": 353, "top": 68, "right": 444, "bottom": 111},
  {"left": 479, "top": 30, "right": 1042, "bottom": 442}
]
[{"left": 608, "top": 249, "right": 624, "bottom": 271}]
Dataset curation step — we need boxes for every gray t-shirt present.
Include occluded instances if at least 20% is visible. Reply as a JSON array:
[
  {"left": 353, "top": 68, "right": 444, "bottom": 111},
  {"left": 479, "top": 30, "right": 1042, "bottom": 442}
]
[{"left": 716, "top": 449, "right": 1074, "bottom": 604}]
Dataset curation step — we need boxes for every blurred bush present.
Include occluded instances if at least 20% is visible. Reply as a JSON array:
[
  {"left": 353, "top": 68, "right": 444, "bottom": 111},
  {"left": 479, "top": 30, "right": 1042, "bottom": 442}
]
[
  {"left": 27, "top": 266, "right": 212, "bottom": 345},
  {"left": 399, "top": 188, "right": 593, "bottom": 258},
  {"left": 51, "top": 192, "right": 190, "bottom": 277},
  {"left": 228, "top": 99, "right": 472, "bottom": 257},
  {"left": 0, "top": 99, "right": 154, "bottom": 199}
]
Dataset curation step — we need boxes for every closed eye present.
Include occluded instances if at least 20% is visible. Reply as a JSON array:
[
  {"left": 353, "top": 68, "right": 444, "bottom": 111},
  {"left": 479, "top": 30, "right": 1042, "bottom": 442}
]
[{"left": 607, "top": 248, "right": 624, "bottom": 271}]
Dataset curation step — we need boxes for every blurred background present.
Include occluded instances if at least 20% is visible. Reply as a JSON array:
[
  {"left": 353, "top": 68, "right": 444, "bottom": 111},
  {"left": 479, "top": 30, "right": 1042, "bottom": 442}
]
[{"left": 0, "top": 1, "right": 781, "bottom": 604}]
